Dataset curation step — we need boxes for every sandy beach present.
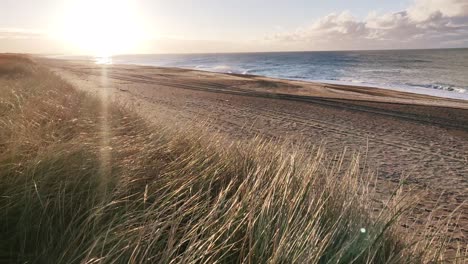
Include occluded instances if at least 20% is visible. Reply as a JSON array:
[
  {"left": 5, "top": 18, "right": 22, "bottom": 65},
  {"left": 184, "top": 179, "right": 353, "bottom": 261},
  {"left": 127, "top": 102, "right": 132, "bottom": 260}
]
[{"left": 41, "top": 58, "right": 468, "bottom": 250}]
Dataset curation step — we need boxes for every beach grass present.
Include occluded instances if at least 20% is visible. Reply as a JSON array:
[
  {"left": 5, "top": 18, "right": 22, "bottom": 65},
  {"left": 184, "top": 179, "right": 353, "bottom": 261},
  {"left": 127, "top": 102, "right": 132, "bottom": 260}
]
[{"left": 0, "top": 54, "right": 461, "bottom": 263}]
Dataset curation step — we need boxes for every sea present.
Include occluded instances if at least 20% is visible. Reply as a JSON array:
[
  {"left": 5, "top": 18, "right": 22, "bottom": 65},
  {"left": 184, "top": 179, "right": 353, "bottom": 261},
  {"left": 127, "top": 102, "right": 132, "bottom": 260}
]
[{"left": 56, "top": 49, "right": 468, "bottom": 100}]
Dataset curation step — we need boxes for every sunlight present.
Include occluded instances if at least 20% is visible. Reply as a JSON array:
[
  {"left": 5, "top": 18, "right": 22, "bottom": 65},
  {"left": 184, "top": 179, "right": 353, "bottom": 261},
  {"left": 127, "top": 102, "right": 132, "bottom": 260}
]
[
  {"left": 58, "top": 0, "right": 147, "bottom": 56},
  {"left": 98, "top": 65, "right": 111, "bottom": 194},
  {"left": 95, "top": 56, "right": 113, "bottom": 65}
]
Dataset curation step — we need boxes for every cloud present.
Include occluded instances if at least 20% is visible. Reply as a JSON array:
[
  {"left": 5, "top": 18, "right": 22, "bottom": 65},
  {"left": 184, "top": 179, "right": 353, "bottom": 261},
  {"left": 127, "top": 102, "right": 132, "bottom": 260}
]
[
  {"left": 268, "top": 0, "right": 468, "bottom": 50},
  {"left": 408, "top": 0, "right": 468, "bottom": 21}
]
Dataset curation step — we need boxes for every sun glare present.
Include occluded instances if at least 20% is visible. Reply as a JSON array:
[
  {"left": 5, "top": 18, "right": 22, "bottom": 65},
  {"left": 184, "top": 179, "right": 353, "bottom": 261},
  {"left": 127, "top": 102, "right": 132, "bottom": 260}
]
[{"left": 59, "top": 0, "right": 146, "bottom": 57}]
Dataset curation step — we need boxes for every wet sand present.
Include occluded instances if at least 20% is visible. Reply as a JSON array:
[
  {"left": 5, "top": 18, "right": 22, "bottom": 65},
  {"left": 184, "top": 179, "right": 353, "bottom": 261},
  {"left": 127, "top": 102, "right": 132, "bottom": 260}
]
[{"left": 41, "top": 58, "right": 468, "bottom": 253}]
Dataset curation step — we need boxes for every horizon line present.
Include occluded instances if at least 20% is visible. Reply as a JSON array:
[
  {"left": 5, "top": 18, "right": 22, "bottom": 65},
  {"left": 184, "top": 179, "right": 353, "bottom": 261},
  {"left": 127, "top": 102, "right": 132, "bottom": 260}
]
[{"left": 30, "top": 46, "right": 468, "bottom": 57}]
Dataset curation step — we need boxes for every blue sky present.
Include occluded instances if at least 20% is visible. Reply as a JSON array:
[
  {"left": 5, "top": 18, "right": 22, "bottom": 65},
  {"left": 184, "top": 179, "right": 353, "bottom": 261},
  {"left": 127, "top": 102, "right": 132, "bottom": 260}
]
[{"left": 0, "top": 0, "right": 467, "bottom": 54}]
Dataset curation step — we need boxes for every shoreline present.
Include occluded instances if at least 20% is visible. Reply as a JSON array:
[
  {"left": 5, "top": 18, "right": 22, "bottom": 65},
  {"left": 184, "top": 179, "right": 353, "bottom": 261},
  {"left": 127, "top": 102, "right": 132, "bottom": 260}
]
[
  {"left": 46, "top": 57, "right": 468, "bottom": 110},
  {"left": 118, "top": 63, "right": 468, "bottom": 109},
  {"left": 45, "top": 53, "right": 468, "bottom": 101},
  {"left": 105, "top": 61, "right": 468, "bottom": 102},
  {"left": 166, "top": 66, "right": 468, "bottom": 101}
]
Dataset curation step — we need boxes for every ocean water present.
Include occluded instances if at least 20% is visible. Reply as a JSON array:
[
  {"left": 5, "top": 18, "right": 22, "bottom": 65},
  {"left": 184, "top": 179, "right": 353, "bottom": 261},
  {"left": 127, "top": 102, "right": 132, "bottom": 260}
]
[{"left": 66, "top": 49, "right": 468, "bottom": 100}]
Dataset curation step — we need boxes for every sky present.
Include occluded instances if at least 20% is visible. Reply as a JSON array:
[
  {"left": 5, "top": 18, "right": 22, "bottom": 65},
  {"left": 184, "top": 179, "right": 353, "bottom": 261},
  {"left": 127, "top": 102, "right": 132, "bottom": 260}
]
[{"left": 0, "top": 0, "right": 467, "bottom": 55}]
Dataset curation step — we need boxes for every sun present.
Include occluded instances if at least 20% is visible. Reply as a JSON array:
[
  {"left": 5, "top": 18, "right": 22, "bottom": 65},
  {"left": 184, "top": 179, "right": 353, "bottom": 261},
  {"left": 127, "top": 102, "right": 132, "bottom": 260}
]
[{"left": 58, "top": 0, "right": 147, "bottom": 57}]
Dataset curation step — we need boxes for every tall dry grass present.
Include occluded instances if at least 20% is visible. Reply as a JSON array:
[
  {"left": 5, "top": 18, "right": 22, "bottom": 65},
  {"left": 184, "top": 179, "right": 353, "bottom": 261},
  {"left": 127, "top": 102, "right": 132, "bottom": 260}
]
[{"left": 0, "top": 55, "right": 461, "bottom": 263}]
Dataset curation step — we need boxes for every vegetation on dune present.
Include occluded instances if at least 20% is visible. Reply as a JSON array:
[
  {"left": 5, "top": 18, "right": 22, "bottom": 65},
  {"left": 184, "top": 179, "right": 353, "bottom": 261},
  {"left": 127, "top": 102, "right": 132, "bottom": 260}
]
[{"left": 0, "top": 55, "right": 461, "bottom": 263}]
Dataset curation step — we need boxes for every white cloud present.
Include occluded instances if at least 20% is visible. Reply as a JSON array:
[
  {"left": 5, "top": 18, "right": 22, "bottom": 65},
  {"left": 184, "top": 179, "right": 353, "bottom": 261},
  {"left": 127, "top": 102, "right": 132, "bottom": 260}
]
[
  {"left": 408, "top": 0, "right": 468, "bottom": 21},
  {"left": 268, "top": 0, "right": 468, "bottom": 50}
]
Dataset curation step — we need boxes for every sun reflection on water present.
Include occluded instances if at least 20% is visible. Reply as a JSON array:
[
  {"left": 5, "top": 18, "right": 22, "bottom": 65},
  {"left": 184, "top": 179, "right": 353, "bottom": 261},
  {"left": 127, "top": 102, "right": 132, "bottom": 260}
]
[{"left": 95, "top": 56, "right": 113, "bottom": 65}]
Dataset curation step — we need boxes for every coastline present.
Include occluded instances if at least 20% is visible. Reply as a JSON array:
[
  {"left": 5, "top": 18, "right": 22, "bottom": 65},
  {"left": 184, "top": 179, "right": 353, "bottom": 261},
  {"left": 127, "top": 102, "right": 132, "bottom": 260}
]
[
  {"left": 114, "top": 61, "right": 468, "bottom": 101},
  {"left": 46, "top": 53, "right": 468, "bottom": 102},
  {"left": 46, "top": 57, "right": 468, "bottom": 108}
]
